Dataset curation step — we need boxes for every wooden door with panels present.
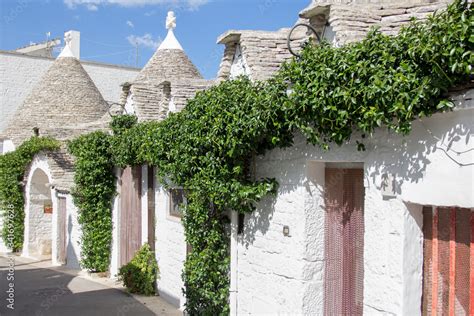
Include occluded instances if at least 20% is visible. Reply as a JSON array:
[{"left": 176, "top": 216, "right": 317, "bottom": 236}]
[
  {"left": 57, "top": 196, "right": 67, "bottom": 265},
  {"left": 147, "top": 166, "right": 155, "bottom": 252},
  {"left": 120, "top": 166, "right": 142, "bottom": 267}
]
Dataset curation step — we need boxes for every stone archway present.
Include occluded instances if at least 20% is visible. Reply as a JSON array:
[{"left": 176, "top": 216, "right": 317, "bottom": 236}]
[{"left": 25, "top": 168, "right": 53, "bottom": 260}]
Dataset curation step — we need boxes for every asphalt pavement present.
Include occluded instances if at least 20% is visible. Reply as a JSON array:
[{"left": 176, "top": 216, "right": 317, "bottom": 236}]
[{"left": 0, "top": 254, "right": 181, "bottom": 316}]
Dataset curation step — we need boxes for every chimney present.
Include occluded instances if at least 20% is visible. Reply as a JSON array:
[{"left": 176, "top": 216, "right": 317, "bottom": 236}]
[{"left": 64, "top": 30, "right": 80, "bottom": 59}]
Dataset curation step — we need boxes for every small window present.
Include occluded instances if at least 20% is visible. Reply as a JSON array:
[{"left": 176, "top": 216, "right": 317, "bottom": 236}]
[{"left": 169, "top": 188, "right": 185, "bottom": 218}]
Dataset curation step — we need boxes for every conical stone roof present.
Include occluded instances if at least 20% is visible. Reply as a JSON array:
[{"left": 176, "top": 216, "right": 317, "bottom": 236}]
[
  {"left": 121, "top": 11, "right": 208, "bottom": 122},
  {"left": 133, "top": 11, "right": 202, "bottom": 84},
  {"left": 134, "top": 48, "right": 202, "bottom": 83},
  {"left": 2, "top": 54, "right": 109, "bottom": 146}
]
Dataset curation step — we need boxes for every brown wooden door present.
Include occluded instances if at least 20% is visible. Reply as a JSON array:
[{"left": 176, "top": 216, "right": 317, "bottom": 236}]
[
  {"left": 324, "top": 168, "right": 365, "bottom": 316},
  {"left": 120, "top": 166, "right": 142, "bottom": 267},
  {"left": 147, "top": 166, "right": 155, "bottom": 252},
  {"left": 422, "top": 207, "right": 473, "bottom": 315},
  {"left": 57, "top": 197, "right": 67, "bottom": 265}
]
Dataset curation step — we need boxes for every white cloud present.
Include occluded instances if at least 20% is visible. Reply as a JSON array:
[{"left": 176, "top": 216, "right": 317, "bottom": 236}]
[
  {"left": 64, "top": 0, "right": 209, "bottom": 10},
  {"left": 127, "top": 33, "right": 162, "bottom": 50},
  {"left": 86, "top": 3, "right": 98, "bottom": 10},
  {"left": 126, "top": 20, "right": 134, "bottom": 28},
  {"left": 144, "top": 10, "right": 156, "bottom": 16}
]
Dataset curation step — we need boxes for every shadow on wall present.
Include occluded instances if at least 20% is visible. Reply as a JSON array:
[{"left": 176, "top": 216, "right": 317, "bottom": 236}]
[
  {"left": 66, "top": 214, "right": 80, "bottom": 270},
  {"left": 241, "top": 156, "right": 302, "bottom": 248},
  {"left": 241, "top": 194, "right": 277, "bottom": 248},
  {"left": 368, "top": 110, "right": 473, "bottom": 194},
  {"left": 240, "top": 100, "right": 473, "bottom": 245}
]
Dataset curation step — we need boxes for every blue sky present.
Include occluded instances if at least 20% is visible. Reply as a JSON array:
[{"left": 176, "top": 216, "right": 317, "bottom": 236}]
[{"left": 0, "top": 0, "right": 310, "bottom": 79}]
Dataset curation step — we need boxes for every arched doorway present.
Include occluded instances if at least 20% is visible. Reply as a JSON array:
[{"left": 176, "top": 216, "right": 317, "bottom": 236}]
[{"left": 26, "top": 168, "right": 53, "bottom": 260}]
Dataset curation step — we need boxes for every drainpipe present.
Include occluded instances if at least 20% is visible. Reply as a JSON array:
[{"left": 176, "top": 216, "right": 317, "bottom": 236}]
[{"left": 230, "top": 210, "right": 238, "bottom": 316}]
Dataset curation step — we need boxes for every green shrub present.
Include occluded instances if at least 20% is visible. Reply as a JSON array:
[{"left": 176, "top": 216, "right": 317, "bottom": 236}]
[{"left": 118, "top": 243, "right": 159, "bottom": 296}]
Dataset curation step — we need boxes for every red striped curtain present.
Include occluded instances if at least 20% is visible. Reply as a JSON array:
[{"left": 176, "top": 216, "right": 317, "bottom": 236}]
[{"left": 422, "top": 207, "right": 473, "bottom": 316}]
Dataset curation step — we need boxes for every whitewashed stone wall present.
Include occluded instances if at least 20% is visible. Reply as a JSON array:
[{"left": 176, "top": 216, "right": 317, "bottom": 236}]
[
  {"left": 0, "top": 51, "right": 140, "bottom": 132},
  {"left": 0, "top": 214, "right": 7, "bottom": 252},
  {"left": 235, "top": 90, "right": 473, "bottom": 315},
  {"left": 63, "top": 193, "right": 82, "bottom": 269},
  {"left": 19, "top": 154, "right": 83, "bottom": 268},
  {"left": 22, "top": 156, "right": 55, "bottom": 259},
  {"left": 110, "top": 169, "right": 122, "bottom": 278},
  {"left": 154, "top": 185, "right": 187, "bottom": 309}
]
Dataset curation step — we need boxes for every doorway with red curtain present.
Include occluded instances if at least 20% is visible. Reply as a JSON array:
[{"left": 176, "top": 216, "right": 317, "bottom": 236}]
[
  {"left": 422, "top": 207, "right": 473, "bottom": 315},
  {"left": 324, "top": 167, "right": 365, "bottom": 316}
]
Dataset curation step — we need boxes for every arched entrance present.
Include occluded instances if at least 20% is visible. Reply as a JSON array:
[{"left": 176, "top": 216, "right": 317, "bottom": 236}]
[{"left": 25, "top": 168, "right": 53, "bottom": 260}]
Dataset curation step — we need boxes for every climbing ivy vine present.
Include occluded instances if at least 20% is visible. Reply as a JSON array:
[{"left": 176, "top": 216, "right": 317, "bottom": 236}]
[
  {"left": 67, "top": 1, "right": 472, "bottom": 314},
  {"left": 0, "top": 137, "right": 59, "bottom": 251},
  {"left": 68, "top": 131, "right": 116, "bottom": 272}
]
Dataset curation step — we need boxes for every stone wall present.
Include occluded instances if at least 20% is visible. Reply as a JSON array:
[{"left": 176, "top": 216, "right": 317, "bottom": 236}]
[
  {"left": 64, "top": 193, "right": 82, "bottom": 269},
  {"left": 0, "top": 214, "right": 6, "bottom": 252},
  {"left": 154, "top": 185, "right": 187, "bottom": 309},
  {"left": 235, "top": 89, "right": 473, "bottom": 314},
  {"left": 18, "top": 154, "right": 83, "bottom": 268},
  {"left": 0, "top": 51, "right": 139, "bottom": 133}
]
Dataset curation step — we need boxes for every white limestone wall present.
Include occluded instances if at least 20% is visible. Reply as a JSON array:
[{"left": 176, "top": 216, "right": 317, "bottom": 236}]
[
  {"left": 236, "top": 91, "right": 473, "bottom": 315},
  {"left": 154, "top": 184, "right": 187, "bottom": 309},
  {"left": 30, "top": 202, "right": 52, "bottom": 254},
  {"left": 22, "top": 155, "right": 55, "bottom": 259},
  {"left": 0, "top": 214, "right": 8, "bottom": 252},
  {"left": 110, "top": 168, "right": 122, "bottom": 277},
  {"left": 141, "top": 165, "right": 149, "bottom": 246},
  {"left": 82, "top": 61, "right": 138, "bottom": 104},
  {"left": 237, "top": 157, "right": 309, "bottom": 315},
  {"left": 0, "top": 51, "right": 140, "bottom": 132},
  {"left": 21, "top": 155, "right": 83, "bottom": 269},
  {"left": 63, "top": 193, "right": 82, "bottom": 269},
  {"left": 1, "top": 139, "right": 16, "bottom": 154}
]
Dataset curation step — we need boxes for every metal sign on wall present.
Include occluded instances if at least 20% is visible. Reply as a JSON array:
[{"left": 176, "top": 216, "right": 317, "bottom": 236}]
[{"left": 44, "top": 202, "right": 53, "bottom": 214}]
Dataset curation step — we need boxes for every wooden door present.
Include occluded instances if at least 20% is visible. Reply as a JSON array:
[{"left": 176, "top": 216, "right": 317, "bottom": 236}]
[
  {"left": 147, "top": 166, "right": 155, "bottom": 252},
  {"left": 57, "top": 197, "right": 67, "bottom": 265},
  {"left": 422, "top": 207, "right": 473, "bottom": 315},
  {"left": 120, "top": 166, "right": 142, "bottom": 267},
  {"left": 324, "top": 168, "right": 365, "bottom": 316}
]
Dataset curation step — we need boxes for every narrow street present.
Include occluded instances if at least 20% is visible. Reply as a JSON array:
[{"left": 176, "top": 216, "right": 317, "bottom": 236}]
[{"left": 0, "top": 254, "right": 181, "bottom": 316}]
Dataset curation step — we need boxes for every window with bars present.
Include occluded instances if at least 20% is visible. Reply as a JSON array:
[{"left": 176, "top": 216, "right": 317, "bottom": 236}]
[
  {"left": 169, "top": 188, "right": 185, "bottom": 219},
  {"left": 422, "top": 206, "right": 473, "bottom": 315}
]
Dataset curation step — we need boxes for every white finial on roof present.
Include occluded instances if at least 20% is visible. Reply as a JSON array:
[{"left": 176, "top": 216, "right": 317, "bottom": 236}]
[
  {"left": 166, "top": 11, "right": 177, "bottom": 30},
  {"left": 158, "top": 11, "right": 183, "bottom": 50},
  {"left": 58, "top": 31, "right": 75, "bottom": 58},
  {"left": 65, "top": 32, "right": 72, "bottom": 46}
]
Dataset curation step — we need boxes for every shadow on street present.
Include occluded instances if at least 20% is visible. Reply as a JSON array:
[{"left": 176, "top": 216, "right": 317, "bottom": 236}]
[{"left": 0, "top": 255, "right": 156, "bottom": 316}]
